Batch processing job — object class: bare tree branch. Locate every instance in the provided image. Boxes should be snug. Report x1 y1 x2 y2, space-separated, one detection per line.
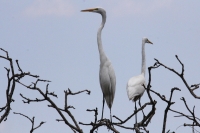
1 48 200 133
19 80 85 133
162 87 181 133
154 55 200 99
13 112 45 133
0 48 16 122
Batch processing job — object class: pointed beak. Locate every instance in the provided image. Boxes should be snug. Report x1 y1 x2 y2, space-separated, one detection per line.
81 8 96 12
147 39 153 44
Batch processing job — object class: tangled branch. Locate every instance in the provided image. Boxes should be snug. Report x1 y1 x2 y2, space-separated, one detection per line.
1 48 200 133
0 48 39 123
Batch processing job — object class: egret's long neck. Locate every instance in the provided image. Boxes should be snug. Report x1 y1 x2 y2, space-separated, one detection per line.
141 41 146 75
97 13 107 63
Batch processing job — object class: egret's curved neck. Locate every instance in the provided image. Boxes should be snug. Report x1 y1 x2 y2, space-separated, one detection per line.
97 12 107 63
141 41 146 75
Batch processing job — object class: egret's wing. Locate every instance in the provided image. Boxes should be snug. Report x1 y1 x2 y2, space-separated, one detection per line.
99 67 108 95
99 61 116 109
99 64 111 108
108 64 116 107
127 75 144 87
126 74 145 101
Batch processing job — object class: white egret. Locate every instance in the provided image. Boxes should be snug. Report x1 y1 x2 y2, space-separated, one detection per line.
81 8 116 121
126 37 153 122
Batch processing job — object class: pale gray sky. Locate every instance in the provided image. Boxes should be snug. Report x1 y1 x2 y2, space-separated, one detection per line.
0 1 200 133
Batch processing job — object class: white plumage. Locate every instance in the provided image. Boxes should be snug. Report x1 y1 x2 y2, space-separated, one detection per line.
127 37 153 102
81 7 116 120
127 74 145 101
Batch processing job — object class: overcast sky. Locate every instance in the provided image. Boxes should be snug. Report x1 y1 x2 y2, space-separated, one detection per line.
0 1 200 133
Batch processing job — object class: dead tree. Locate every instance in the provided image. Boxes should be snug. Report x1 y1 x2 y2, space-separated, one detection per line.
0 48 199 132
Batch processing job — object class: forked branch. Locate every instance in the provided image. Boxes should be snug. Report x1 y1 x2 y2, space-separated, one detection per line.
13 112 45 133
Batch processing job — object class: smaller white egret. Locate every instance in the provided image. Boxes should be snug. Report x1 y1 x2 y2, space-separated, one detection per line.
126 37 153 123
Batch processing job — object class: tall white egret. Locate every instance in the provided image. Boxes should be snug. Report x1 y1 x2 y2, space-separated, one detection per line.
126 37 153 122
81 8 116 121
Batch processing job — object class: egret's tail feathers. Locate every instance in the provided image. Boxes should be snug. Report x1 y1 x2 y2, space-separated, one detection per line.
104 95 113 109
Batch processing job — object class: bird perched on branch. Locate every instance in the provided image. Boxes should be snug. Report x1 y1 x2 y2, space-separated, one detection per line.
127 37 153 122
81 7 116 121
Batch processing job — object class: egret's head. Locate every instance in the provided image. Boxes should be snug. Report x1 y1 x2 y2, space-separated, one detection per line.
143 37 153 44
81 7 106 15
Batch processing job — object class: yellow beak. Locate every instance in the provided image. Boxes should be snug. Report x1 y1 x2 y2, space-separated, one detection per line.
81 8 97 12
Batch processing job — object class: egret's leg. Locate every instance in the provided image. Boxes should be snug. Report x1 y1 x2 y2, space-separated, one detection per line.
139 98 145 118
110 108 112 123
135 101 137 123
101 95 105 119
110 108 115 129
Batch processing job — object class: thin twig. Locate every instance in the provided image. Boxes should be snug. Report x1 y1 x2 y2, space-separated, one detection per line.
13 112 45 133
